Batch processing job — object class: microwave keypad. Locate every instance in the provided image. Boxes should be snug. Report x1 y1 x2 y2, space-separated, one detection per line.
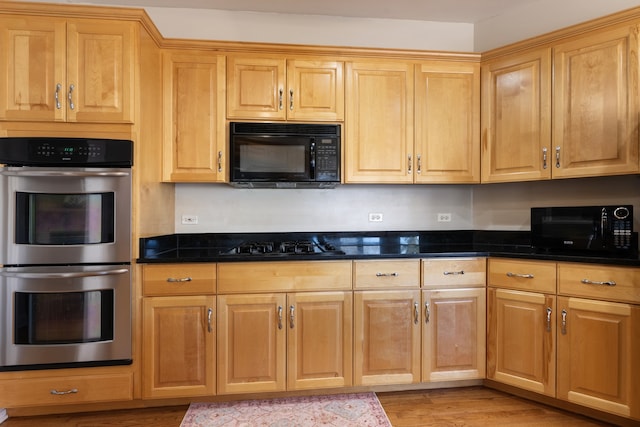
613 219 632 248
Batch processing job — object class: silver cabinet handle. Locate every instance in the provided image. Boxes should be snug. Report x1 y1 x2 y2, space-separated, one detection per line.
217 151 223 173
408 155 412 174
277 305 283 330
417 155 422 174
289 89 294 111
581 279 616 287
68 84 75 110
413 302 419 324
561 309 567 335
51 388 78 395
424 302 430 324
555 146 561 168
376 272 398 277
55 83 62 109
506 272 534 279
166 277 192 283
278 89 283 110
289 305 295 329
546 307 552 332
542 147 548 169
443 270 464 275
207 308 213 333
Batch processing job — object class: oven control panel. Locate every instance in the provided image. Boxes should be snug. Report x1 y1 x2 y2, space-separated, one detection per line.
0 137 132 167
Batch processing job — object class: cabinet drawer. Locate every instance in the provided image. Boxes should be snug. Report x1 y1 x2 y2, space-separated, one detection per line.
488 258 556 293
354 259 420 289
218 261 352 293
143 264 216 296
558 263 640 304
422 258 486 288
0 373 133 407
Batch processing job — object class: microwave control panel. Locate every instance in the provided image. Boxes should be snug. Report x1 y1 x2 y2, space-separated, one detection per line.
314 138 340 181
612 206 632 249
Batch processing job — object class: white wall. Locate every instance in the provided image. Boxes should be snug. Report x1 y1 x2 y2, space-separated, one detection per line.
475 0 640 51
175 184 474 233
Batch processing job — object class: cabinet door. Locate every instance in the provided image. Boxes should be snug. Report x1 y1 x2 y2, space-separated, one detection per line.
162 51 226 182
226 56 286 120
553 25 639 178
354 290 421 385
345 61 414 183
287 59 344 121
66 19 135 123
142 296 216 399
217 293 286 394
287 291 353 390
415 61 480 183
481 48 552 183
557 296 639 419
422 288 486 382
0 16 66 121
487 288 556 396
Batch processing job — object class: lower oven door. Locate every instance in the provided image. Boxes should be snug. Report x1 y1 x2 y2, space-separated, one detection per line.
0 264 131 371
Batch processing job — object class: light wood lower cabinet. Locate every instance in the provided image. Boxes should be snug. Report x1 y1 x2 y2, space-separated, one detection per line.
557 297 639 419
141 264 217 399
353 289 421 386
422 287 486 382
217 291 353 394
487 287 556 396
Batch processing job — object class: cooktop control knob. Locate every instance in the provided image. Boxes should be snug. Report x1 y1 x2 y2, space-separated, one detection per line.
614 206 630 220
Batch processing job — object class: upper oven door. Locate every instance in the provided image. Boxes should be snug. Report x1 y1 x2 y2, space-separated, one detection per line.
0 167 131 265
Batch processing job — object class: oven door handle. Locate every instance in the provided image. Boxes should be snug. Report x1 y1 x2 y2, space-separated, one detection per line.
0 268 129 279
0 170 130 178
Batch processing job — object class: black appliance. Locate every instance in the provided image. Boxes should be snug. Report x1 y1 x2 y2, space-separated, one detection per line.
531 205 636 256
222 239 344 257
229 122 340 188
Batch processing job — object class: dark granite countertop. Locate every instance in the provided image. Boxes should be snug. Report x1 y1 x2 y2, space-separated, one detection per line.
137 230 640 267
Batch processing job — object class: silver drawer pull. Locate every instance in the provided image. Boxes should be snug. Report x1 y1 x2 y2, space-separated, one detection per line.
166 277 192 283
581 279 616 287
506 272 534 279
443 270 464 275
51 388 78 395
376 272 399 277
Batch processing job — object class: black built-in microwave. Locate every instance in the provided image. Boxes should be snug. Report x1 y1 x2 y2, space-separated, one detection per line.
229 122 340 188
531 205 637 256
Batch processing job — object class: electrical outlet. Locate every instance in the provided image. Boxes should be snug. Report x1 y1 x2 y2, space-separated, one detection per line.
368 213 383 222
437 213 452 222
181 214 198 225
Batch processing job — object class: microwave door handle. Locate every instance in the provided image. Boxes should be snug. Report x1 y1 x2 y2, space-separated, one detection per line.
601 208 608 240
310 141 316 179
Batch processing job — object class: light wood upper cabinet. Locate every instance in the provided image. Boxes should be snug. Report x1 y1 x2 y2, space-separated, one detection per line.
0 15 134 123
226 56 344 121
415 61 480 183
481 48 552 183
162 51 226 182
557 296 639 419
552 24 639 179
345 60 414 183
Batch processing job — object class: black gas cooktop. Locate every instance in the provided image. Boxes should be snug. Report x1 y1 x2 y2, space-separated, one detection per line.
221 239 345 257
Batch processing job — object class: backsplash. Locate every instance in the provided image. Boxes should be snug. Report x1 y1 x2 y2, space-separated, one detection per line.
174 175 640 233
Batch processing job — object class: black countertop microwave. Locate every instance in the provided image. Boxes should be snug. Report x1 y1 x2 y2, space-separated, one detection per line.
229 122 341 188
531 205 637 256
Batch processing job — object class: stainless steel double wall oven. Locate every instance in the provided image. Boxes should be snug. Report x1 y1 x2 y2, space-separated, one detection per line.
0 137 133 371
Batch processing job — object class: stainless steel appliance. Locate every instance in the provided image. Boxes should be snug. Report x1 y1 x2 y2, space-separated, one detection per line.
0 137 132 371
229 122 341 188
531 205 636 256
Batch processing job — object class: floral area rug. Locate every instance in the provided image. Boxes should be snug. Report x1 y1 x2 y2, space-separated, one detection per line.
180 392 392 427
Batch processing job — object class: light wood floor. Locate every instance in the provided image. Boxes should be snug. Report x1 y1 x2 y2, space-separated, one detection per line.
2 387 616 426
